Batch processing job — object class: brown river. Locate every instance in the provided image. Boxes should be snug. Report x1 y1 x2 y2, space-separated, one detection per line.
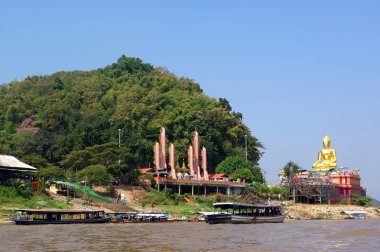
1 219 379 251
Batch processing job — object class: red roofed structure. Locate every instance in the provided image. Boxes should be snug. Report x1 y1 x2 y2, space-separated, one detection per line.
138 168 154 175
209 173 230 182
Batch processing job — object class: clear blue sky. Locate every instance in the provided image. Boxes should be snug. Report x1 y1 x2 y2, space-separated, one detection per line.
1 1 380 199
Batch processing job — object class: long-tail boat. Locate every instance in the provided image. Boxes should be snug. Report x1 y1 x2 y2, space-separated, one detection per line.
11 209 111 225
205 202 287 224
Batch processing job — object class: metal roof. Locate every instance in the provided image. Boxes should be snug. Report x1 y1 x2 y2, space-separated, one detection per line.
213 202 282 209
0 155 36 171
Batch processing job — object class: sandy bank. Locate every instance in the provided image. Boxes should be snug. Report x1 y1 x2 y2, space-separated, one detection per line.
283 201 380 220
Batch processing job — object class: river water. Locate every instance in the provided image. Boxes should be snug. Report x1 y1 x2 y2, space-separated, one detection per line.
1 219 379 251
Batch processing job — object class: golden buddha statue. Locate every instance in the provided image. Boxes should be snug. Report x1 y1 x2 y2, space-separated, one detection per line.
312 134 337 171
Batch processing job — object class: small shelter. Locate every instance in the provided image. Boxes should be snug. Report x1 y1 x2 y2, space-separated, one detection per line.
0 155 37 172
0 154 37 186
49 180 112 203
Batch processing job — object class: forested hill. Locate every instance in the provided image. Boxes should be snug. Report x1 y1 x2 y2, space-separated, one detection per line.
0 55 263 171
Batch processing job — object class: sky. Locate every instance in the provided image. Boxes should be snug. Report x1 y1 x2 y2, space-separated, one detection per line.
1 1 379 199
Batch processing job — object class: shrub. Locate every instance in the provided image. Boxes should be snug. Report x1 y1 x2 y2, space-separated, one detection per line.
351 194 372 206
13 179 31 198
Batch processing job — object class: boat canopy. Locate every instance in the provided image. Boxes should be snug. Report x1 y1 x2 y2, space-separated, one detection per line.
213 202 282 210
342 210 367 215
14 209 106 214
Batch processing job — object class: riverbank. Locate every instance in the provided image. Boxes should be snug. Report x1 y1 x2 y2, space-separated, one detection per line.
283 201 380 220
2 184 379 223
115 188 380 221
2 203 379 224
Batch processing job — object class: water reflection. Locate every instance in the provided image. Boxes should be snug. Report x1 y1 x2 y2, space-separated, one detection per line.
1 220 379 251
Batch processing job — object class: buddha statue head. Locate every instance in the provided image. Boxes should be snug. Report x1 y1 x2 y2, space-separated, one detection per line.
323 134 331 149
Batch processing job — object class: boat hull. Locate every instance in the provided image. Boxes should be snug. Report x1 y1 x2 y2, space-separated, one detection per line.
206 214 232 224
208 202 287 224
12 209 111 225
230 214 287 224
207 213 286 224
14 218 111 225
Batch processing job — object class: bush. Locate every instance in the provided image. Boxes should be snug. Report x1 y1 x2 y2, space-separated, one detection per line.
0 186 70 209
13 179 31 198
0 185 20 203
138 174 155 187
351 194 372 206
137 190 173 207
194 195 206 204
243 183 289 201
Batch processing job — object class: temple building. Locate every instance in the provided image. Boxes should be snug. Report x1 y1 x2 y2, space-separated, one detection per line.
140 127 245 196
281 134 366 204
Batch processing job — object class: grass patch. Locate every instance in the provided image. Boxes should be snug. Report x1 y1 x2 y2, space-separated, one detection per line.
158 202 214 216
0 185 70 212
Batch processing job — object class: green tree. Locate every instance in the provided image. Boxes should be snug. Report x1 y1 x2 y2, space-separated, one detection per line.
21 154 50 170
233 168 254 182
0 55 264 172
60 142 131 172
251 166 264 183
282 161 303 178
38 166 66 180
76 165 113 186
10 131 43 157
216 156 264 183
351 194 372 206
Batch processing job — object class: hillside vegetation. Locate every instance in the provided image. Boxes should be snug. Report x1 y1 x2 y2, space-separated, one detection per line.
0 55 263 173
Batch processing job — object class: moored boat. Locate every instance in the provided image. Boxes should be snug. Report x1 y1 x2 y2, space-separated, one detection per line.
11 209 111 225
206 202 287 224
123 212 170 222
109 212 170 223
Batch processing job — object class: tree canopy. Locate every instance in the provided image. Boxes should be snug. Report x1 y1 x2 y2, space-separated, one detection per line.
216 156 264 183
38 166 65 180
282 161 303 178
76 165 113 186
0 55 263 173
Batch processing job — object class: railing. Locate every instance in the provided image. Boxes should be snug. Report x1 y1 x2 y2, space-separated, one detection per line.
157 178 246 186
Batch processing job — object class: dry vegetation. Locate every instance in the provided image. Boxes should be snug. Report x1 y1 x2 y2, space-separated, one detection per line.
283 201 380 220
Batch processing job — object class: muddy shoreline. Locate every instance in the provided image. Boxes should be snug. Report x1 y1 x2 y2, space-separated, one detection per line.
2 202 379 224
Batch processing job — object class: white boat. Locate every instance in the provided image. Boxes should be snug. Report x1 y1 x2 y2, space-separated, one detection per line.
342 210 367 219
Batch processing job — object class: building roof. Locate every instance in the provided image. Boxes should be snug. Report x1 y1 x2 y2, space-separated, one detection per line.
209 173 228 179
139 168 154 174
0 155 36 172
